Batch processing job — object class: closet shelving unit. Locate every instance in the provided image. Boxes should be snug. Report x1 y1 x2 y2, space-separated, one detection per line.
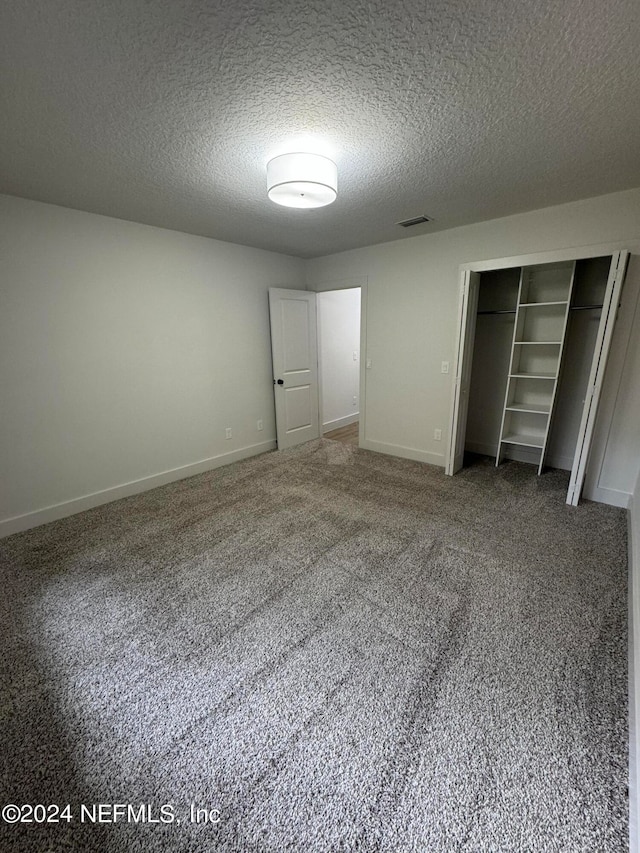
496 261 576 473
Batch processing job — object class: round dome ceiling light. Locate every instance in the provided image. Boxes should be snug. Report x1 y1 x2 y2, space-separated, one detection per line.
266 152 337 209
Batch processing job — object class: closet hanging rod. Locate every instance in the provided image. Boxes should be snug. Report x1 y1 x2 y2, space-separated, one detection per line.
571 304 606 311
477 303 610 316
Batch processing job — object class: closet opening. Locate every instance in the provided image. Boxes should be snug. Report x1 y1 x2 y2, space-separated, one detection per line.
447 251 628 505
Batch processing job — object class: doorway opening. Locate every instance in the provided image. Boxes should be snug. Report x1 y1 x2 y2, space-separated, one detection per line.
268 282 366 452
317 288 361 445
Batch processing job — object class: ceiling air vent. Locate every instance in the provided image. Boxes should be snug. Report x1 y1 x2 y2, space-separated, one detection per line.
397 215 432 228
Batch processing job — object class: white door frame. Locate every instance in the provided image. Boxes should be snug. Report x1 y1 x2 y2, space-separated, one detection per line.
447 242 631 503
308 277 368 449
445 270 480 475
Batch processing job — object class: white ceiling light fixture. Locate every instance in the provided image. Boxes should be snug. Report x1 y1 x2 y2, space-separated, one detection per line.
266 152 337 209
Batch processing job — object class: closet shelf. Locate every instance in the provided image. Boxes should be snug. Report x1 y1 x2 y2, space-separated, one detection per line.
505 403 551 414
477 303 607 316
509 372 557 380
497 259 576 475
519 300 568 308
500 433 545 449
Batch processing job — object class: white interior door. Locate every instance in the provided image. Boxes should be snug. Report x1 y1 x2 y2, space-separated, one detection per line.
269 288 320 450
566 250 629 505
446 270 480 475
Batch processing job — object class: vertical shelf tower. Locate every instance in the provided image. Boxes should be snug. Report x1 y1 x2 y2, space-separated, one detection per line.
496 261 576 473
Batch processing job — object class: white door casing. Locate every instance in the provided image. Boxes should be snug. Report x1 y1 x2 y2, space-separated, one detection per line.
269 288 320 450
446 270 480 475
566 250 629 505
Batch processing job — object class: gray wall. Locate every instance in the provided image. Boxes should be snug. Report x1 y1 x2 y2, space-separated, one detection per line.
0 195 304 534
3 187 640 535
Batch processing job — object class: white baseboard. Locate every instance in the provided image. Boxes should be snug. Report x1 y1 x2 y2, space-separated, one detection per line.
544 453 573 471
322 413 359 433
362 439 444 467
465 441 572 473
499 445 538 464
582 484 631 509
464 440 498 458
465 440 539 465
0 440 277 539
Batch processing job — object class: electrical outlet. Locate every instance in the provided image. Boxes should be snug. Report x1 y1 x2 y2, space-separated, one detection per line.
366 358 372 369
441 361 450 374
225 428 232 439
353 351 358 361
257 419 263 431
434 428 442 441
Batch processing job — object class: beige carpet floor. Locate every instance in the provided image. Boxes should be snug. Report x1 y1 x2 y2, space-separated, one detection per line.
0 441 628 852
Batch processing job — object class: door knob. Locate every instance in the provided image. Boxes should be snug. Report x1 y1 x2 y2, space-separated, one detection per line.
277 379 284 385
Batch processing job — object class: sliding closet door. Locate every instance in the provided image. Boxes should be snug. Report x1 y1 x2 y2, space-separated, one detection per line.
446 271 480 475
566 251 629 505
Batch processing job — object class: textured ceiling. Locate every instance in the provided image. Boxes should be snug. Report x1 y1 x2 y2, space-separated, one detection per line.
1 0 640 258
